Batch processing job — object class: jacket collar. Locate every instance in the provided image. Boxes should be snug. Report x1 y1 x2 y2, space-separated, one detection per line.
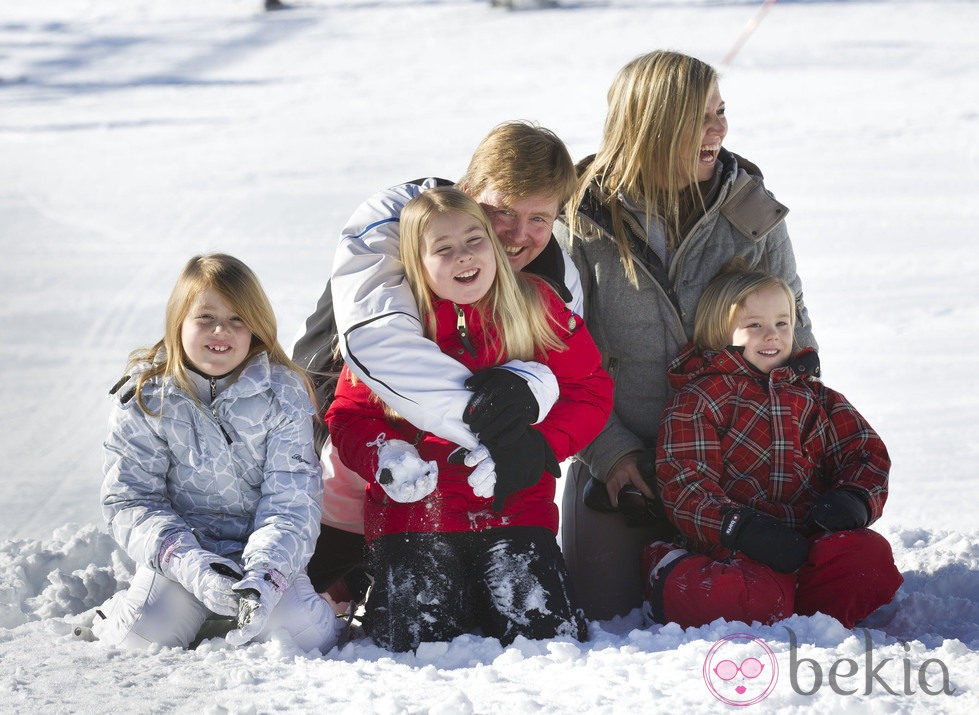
430 297 485 343
523 237 572 304
157 351 271 402
668 342 820 389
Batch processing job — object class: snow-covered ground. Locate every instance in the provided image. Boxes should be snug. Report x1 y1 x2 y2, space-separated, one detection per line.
2 0 977 712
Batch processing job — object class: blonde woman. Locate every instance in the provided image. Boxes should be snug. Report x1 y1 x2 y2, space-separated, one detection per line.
556 50 817 620
327 188 613 652
94 254 338 651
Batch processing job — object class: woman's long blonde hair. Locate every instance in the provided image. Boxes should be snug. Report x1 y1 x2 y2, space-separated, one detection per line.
570 50 718 287
693 268 798 353
125 253 309 414
399 187 565 362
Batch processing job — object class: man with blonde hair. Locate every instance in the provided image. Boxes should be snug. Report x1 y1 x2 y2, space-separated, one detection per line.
295 121 583 603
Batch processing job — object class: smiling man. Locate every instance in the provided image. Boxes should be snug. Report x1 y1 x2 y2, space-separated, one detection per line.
294 122 581 440
293 122 582 598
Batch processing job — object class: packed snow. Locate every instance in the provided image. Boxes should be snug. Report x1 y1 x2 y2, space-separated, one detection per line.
2 0 977 712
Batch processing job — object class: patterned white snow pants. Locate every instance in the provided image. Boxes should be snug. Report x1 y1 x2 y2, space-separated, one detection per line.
92 567 340 652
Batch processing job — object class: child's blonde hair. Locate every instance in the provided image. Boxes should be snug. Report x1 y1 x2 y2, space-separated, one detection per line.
570 50 718 287
399 187 565 362
126 253 308 414
457 121 577 207
693 269 798 353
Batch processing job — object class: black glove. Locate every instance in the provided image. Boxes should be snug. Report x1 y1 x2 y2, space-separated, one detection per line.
807 488 869 532
618 486 673 531
464 368 539 445
582 450 674 533
720 507 810 573
486 428 560 513
583 478 677 536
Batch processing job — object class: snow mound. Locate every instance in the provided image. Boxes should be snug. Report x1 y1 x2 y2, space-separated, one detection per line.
0 524 131 629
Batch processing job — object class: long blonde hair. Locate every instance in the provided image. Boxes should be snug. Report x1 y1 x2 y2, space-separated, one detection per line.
693 269 798 353
125 253 309 414
570 50 718 286
399 188 565 362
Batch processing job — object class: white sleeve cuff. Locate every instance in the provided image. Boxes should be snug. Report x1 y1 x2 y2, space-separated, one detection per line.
497 359 559 424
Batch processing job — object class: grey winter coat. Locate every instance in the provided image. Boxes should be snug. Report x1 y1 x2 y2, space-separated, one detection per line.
555 151 816 483
101 352 323 581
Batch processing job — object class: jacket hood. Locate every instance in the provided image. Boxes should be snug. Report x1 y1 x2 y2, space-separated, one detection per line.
667 342 821 391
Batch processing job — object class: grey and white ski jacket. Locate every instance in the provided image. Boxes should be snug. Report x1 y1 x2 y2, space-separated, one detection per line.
329 178 583 450
555 150 816 483
101 352 323 582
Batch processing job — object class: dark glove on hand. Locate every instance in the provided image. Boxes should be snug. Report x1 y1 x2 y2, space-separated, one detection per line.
807 488 870 532
464 368 539 445
720 507 810 573
582 450 674 532
487 427 560 513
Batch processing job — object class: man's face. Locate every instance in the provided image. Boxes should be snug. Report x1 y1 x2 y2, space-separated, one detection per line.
472 188 560 272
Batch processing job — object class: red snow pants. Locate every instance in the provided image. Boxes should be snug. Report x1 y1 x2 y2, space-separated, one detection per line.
643 529 903 629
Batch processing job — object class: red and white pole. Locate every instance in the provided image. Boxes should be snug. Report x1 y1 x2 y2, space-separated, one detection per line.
719 0 779 70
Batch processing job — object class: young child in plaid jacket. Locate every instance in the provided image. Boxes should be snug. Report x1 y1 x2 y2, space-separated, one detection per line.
643 269 902 629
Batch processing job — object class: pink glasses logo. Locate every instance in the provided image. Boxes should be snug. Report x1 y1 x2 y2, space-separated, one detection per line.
703 633 779 706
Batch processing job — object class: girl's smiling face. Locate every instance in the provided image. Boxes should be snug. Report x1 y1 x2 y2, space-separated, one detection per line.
181 288 252 376
730 285 794 373
420 210 497 304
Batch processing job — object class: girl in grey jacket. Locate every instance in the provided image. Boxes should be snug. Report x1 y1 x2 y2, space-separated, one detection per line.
94 254 338 652
555 51 817 620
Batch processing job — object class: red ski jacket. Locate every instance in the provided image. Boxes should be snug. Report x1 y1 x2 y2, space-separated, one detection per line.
327 279 613 542
656 344 889 553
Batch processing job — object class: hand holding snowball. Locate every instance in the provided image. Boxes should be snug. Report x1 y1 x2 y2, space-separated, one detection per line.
373 437 438 503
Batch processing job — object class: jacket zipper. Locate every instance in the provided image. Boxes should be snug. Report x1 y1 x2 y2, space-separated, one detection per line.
454 304 477 357
619 209 681 310
209 376 233 445
618 173 733 332
669 168 736 281
616 207 686 332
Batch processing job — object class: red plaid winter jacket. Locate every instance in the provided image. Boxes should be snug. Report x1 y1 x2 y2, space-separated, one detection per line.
327 278 614 542
656 344 889 552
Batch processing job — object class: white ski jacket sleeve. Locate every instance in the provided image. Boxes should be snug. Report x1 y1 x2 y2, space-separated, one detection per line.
330 179 559 449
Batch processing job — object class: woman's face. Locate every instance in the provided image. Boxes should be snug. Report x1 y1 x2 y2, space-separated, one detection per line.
694 84 728 182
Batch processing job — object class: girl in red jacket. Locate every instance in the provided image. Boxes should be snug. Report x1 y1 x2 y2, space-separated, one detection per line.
327 188 613 651
644 269 902 629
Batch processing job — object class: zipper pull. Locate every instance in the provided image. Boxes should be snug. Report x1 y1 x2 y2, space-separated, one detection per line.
210 406 232 444
209 378 232 444
454 304 477 357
